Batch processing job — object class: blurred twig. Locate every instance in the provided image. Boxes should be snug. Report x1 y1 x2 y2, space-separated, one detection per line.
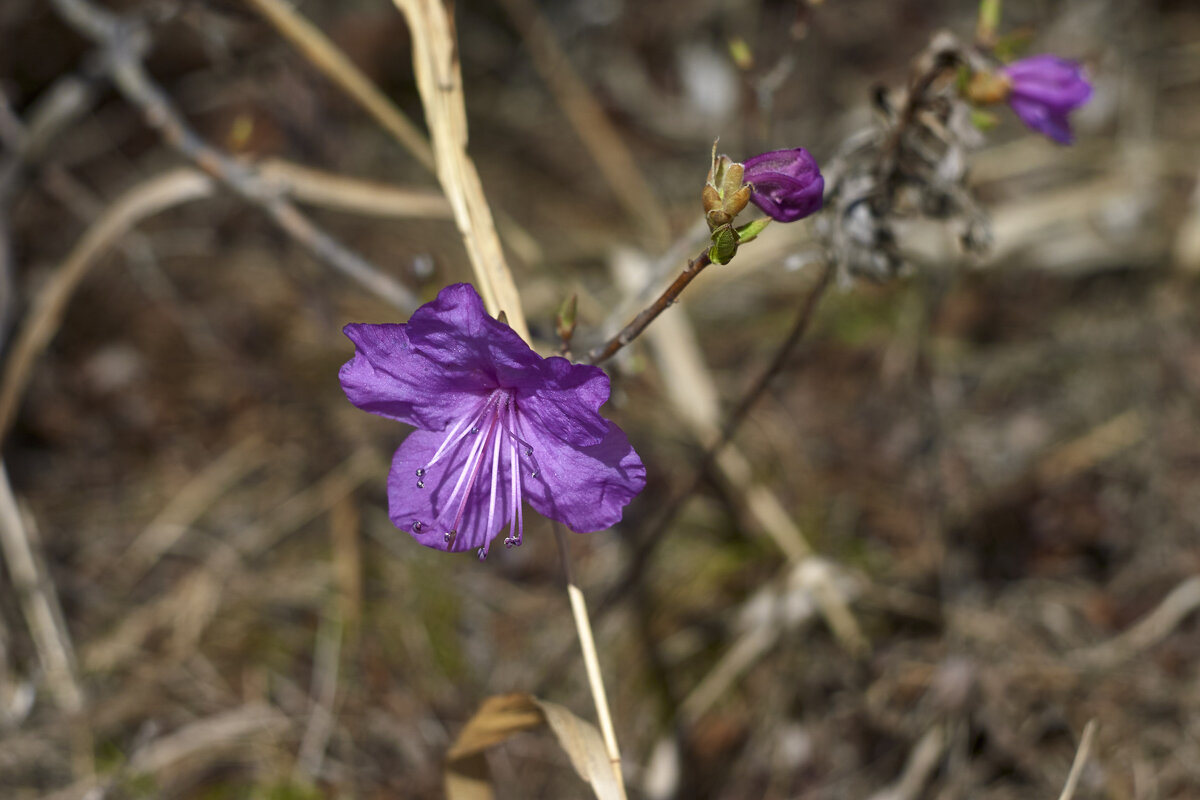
0 168 213 443
1057 720 1097 800
391 0 530 341
259 159 451 219
1074 577 1200 670
0 463 84 714
48 0 418 311
496 0 670 248
241 0 435 173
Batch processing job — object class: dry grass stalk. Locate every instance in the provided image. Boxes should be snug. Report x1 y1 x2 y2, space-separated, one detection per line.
1057 720 1098 800
259 159 452 219
1074 577 1200 669
391 0 530 341
0 463 84 714
120 434 269 588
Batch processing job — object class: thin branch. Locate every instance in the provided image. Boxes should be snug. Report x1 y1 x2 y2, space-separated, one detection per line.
585 248 712 365
48 0 418 312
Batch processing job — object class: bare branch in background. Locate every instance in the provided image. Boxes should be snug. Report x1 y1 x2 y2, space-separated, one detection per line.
47 0 419 313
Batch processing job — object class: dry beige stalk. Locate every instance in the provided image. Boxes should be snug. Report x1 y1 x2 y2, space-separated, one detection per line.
391 0 530 342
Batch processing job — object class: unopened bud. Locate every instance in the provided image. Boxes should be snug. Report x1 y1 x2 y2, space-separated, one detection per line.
555 294 577 344
964 70 1012 105
703 139 753 232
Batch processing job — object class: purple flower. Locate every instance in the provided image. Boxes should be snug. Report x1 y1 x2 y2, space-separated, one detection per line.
742 148 825 223
339 283 646 558
1001 55 1093 144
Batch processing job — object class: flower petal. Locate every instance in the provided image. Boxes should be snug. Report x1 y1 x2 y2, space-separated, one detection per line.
1009 97 1074 144
340 323 481 430
387 428 515 553
520 419 645 533
405 283 545 389
515 357 612 447
742 148 825 222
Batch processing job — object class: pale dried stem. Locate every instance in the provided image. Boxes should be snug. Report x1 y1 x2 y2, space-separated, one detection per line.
1074 576 1200 669
120 434 269 589
554 527 627 800
259 159 452 219
1058 720 1098 800
496 0 670 248
0 462 84 715
391 0 530 341
295 607 344 781
867 725 947 800
241 0 435 173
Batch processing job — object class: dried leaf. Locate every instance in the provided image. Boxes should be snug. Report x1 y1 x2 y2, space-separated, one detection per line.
444 693 621 800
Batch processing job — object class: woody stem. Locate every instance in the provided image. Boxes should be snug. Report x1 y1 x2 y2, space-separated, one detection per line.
584 247 713 365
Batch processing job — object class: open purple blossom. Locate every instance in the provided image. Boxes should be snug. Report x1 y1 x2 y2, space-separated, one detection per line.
1000 55 1092 144
742 148 825 222
339 283 645 559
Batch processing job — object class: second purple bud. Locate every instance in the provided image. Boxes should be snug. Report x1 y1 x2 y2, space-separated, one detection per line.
742 148 825 223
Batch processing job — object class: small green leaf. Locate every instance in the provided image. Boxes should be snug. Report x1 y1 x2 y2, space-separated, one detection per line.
709 224 739 265
555 294 577 343
734 218 771 244
969 109 1000 130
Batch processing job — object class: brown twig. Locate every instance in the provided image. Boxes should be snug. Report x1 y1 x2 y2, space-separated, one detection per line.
48 0 418 313
585 248 713 365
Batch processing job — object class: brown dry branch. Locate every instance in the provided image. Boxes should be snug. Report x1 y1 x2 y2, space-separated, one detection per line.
48 0 418 312
391 0 530 341
585 248 713 365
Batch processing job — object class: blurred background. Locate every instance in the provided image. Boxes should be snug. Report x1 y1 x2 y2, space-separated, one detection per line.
2 0 1200 797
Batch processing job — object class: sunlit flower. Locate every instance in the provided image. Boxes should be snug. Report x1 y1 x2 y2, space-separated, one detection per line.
742 148 825 222
1001 55 1092 144
339 284 645 558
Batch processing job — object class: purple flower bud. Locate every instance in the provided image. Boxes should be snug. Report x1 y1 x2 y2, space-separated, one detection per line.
742 148 825 223
1001 55 1093 145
